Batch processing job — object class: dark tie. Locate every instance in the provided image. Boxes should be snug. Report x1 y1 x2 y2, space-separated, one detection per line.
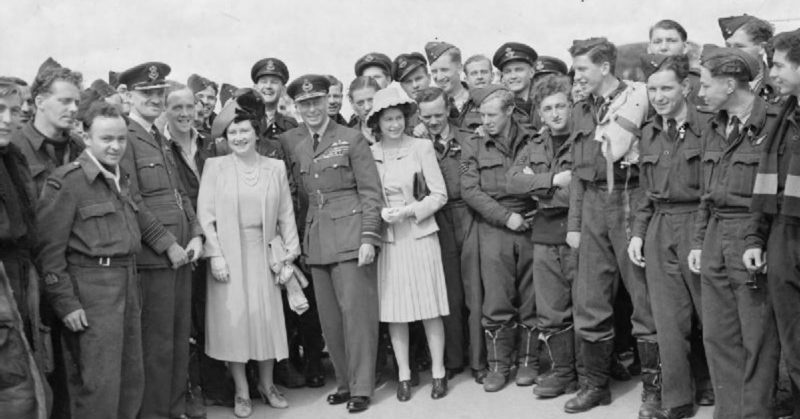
727 116 741 143
313 133 320 151
151 125 163 145
433 134 445 154
667 119 678 141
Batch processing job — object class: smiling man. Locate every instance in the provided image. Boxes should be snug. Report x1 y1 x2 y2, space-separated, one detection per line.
493 42 540 129
426 41 470 119
325 74 348 126
718 14 781 104
354 52 393 89
250 58 298 142
187 74 218 138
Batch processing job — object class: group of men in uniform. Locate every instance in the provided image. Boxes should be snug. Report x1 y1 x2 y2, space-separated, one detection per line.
1 10 800 419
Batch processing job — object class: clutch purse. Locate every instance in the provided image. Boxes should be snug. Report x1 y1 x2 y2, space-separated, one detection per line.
412 171 430 201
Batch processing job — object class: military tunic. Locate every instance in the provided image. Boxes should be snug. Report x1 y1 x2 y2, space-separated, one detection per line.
11 122 84 193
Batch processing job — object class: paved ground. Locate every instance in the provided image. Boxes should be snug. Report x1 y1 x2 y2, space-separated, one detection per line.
205 368 715 419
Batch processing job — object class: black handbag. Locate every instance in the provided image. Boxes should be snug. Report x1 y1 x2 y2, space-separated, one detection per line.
412 171 430 201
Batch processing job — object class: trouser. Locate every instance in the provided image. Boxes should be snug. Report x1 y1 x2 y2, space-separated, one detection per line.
311 260 378 397
461 208 484 371
574 185 655 343
282 268 325 377
477 221 534 329
645 208 703 408
702 214 780 418
61 262 143 419
435 204 468 370
533 243 576 333
139 266 192 419
766 216 800 418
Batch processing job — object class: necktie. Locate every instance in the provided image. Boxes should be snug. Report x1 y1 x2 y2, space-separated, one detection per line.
433 134 445 154
667 119 678 141
313 133 320 151
151 125 163 145
727 116 741 143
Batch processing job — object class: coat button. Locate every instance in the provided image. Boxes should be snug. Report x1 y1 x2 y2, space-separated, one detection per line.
333 164 339 168
314 173 319 178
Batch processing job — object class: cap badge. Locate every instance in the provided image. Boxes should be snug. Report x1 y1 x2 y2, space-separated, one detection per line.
266 60 276 71
302 79 313 93
365 54 374 62
148 65 159 81
399 59 407 69
505 47 515 59
535 61 544 71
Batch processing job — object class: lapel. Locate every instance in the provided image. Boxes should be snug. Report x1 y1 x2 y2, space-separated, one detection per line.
128 118 162 151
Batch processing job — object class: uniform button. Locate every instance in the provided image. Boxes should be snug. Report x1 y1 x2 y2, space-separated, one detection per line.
333 164 339 168
314 173 319 178
663 151 670 155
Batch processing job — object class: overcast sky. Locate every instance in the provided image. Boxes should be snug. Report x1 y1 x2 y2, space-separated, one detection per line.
1 0 797 114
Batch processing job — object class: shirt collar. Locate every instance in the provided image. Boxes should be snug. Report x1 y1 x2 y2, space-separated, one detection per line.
80 150 121 191
128 111 154 133
307 116 331 139
164 124 198 144
27 121 68 151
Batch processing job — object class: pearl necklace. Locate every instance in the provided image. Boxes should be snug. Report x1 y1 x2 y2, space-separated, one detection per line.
235 158 260 186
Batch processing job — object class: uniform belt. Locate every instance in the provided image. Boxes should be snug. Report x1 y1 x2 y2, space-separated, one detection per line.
653 201 699 213
585 180 639 191
67 253 136 267
308 189 359 208
442 199 467 209
709 206 750 219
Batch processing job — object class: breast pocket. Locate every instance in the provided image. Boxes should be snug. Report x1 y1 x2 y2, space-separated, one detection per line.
135 157 171 193
639 153 665 192
477 156 506 192
681 148 702 189
329 200 362 253
76 201 118 249
702 151 722 191
318 156 353 187
729 153 761 198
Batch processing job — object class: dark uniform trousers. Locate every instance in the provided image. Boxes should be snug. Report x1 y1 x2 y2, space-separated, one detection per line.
434 203 468 370
479 223 534 329
574 184 655 343
534 244 576 332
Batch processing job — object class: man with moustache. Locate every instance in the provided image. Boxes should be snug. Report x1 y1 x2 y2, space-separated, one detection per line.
493 42 540 129
719 14 782 104
416 86 484 382
187 74 218 138
118 62 204 419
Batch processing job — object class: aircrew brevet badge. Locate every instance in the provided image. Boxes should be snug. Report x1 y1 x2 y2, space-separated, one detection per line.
505 47 515 59
148 65 159 81
365 54 374 62
302 79 313 93
266 60 276 71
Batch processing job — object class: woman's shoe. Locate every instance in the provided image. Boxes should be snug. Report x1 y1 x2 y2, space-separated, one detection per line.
431 377 448 400
233 396 252 418
257 385 289 409
396 380 412 402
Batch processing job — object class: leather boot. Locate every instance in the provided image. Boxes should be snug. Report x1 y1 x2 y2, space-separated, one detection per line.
534 326 578 398
515 324 539 386
637 340 662 419
185 384 207 418
483 325 515 392
564 339 613 413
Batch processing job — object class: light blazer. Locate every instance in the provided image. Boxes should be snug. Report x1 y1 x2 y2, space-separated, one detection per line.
197 154 300 281
371 135 448 241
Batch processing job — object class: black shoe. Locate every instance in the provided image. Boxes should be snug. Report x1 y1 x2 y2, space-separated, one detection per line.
347 396 370 413
472 368 488 384
446 367 464 380
564 386 612 413
696 389 714 406
431 377 448 400
653 404 694 419
397 380 412 402
306 374 325 388
326 391 350 405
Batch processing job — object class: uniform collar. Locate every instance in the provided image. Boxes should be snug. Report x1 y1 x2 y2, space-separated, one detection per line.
79 150 121 191
128 111 155 133
26 121 69 151
307 116 331 139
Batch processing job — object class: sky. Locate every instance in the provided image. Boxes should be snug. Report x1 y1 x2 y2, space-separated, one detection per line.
1 0 798 116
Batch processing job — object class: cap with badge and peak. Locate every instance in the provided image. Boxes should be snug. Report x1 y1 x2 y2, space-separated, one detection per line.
533 56 568 77
392 52 428 82
493 42 538 70
251 58 289 84
354 52 393 77
118 62 171 91
286 75 330 102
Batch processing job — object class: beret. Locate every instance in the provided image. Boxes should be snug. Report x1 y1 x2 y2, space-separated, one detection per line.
354 52 393 77
392 52 428 82
250 58 289 84
187 74 218 95
470 84 509 105
90 79 117 98
118 62 171 91
718 14 758 40
286 74 330 102
533 56 568 77
211 88 266 139
219 83 239 108
493 42 538 70
365 87 416 128
425 41 457 65
701 44 761 81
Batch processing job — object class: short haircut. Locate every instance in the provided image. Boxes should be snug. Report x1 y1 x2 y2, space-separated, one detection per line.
740 17 775 44
569 38 618 73
415 86 449 106
444 47 463 65
531 75 572 109
770 31 800 66
652 54 691 81
31 67 83 101
83 101 123 131
464 54 492 72
347 76 381 100
649 19 688 41
483 89 515 111
325 74 343 90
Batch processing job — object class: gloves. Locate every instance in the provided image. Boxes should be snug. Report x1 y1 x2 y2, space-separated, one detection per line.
210 256 229 282
381 206 414 224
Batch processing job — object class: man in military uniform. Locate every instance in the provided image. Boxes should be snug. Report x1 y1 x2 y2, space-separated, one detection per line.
251 58 299 145
719 14 782 104
745 29 800 417
627 54 708 419
461 84 538 392
325 75 348 126
36 102 173 419
283 74 382 413
564 37 657 414
417 86 484 382
648 19 709 113
187 74 218 138
493 42 540 129
426 42 470 120
506 73 578 398
685 46 780 419
118 62 204 419
458 55 494 131
393 53 429 136
354 52 393 90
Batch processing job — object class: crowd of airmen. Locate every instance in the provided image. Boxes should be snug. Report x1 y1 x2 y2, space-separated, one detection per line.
1 10 800 419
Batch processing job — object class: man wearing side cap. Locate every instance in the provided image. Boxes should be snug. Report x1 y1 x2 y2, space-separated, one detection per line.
686 45 780 419
187 74 218 138
282 74 382 413
461 84 538 392
719 14 782 105
493 42 540 129
426 41 470 120
118 61 204 419
564 37 657 414
355 52 393 90
746 29 800 417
